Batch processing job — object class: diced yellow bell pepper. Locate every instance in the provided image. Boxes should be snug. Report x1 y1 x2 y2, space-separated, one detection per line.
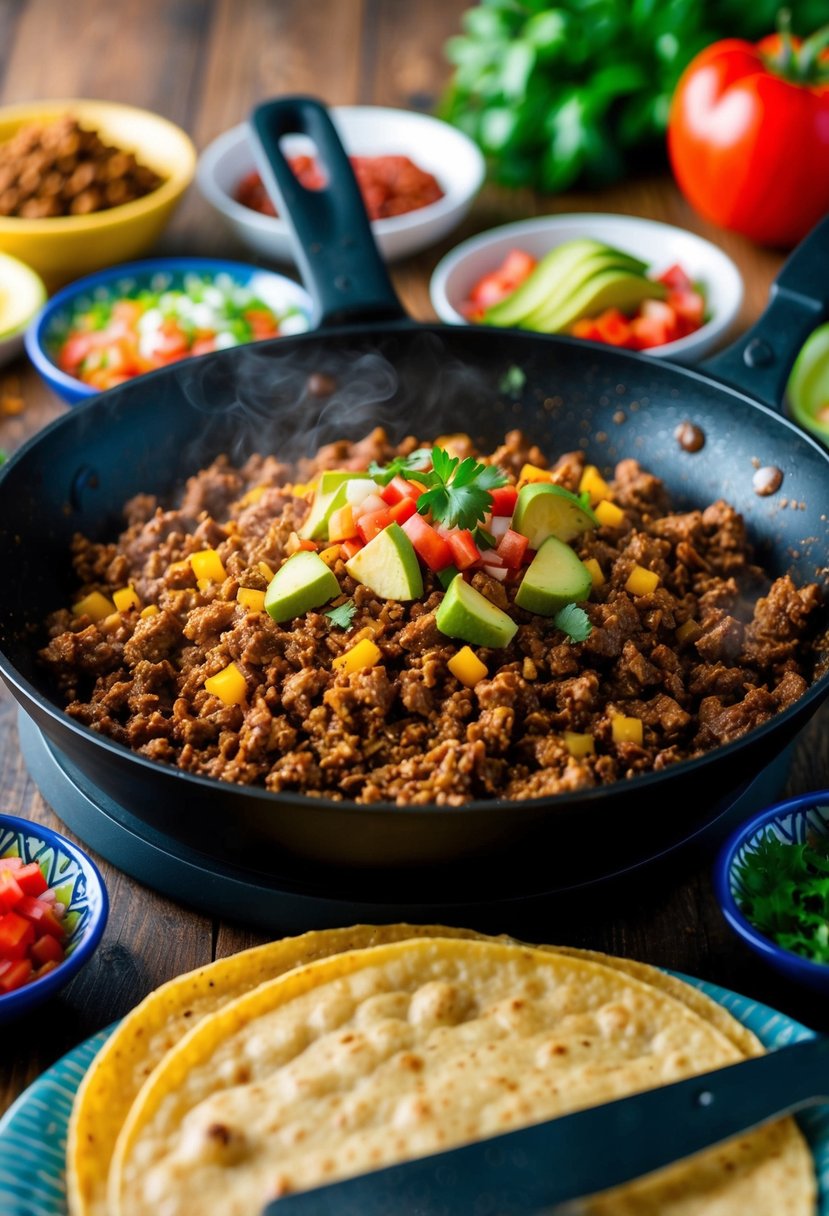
518 462 553 487
676 619 702 645
291 481 316 498
332 638 382 674
204 661 247 705
140 605 160 619
112 586 141 613
240 485 266 506
611 714 643 746
328 504 358 542
72 591 116 622
564 731 595 758
190 549 226 584
594 500 625 529
319 545 341 566
448 646 488 688
578 465 610 505
625 565 660 596
258 561 275 582
237 587 266 612
583 557 605 588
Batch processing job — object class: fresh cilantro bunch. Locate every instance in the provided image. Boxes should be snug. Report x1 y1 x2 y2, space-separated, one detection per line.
735 830 829 964
409 445 509 530
368 449 431 486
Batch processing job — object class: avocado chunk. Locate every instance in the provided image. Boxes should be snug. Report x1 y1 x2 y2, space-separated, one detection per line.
483 239 614 328
345 522 423 600
515 536 592 616
299 470 372 540
264 550 340 622
527 268 666 335
512 483 597 548
436 574 518 648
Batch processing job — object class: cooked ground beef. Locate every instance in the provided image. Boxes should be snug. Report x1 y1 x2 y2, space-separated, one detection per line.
39 429 823 805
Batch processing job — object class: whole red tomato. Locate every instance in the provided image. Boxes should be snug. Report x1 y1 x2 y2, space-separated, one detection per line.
668 28 829 247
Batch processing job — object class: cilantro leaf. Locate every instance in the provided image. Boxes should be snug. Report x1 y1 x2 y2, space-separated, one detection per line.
734 830 829 964
474 526 496 550
499 365 526 397
553 603 592 643
325 599 357 630
409 445 509 530
367 448 431 486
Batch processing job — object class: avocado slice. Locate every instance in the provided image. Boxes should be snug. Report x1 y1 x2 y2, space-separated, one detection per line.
507 246 649 332
512 483 597 548
345 522 423 600
788 321 829 441
527 269 667 335
436 575 518 648
515 536 592 616
483 239 613 328
299 470 372 540
264 550 340 622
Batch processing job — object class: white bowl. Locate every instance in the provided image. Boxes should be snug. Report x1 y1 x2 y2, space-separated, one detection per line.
197 106 486 264
430 213 744 364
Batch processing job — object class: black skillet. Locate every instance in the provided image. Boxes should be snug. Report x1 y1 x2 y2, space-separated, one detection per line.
0 96 827 896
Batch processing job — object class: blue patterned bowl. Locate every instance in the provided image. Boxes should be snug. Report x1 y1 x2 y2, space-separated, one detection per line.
714 790 829 994
0 814 108 1020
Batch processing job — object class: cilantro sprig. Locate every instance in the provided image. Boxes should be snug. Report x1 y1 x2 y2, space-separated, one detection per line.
368 449 431 486
325 599 357 630
735 830 829 965
409 446 509 531
553 603 592 643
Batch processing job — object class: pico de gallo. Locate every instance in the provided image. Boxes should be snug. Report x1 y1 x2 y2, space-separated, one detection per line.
0 854 69 993
54 273 309 391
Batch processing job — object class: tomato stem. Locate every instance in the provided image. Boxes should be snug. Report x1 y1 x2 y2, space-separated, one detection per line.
764 8 829 84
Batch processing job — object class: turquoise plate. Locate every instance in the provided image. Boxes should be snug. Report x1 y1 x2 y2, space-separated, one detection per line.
1 980 828 1215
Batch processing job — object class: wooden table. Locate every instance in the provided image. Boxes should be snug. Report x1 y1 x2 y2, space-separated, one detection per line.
1 0 827 1120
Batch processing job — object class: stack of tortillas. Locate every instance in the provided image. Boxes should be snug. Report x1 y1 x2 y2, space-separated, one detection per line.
66 925 815 1216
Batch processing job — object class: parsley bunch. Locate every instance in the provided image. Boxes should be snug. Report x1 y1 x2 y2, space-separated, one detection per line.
409 445 508 530
367 449 431 486
735 830 829 964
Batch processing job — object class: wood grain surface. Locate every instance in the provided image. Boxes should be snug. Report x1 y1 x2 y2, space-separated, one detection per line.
1 0 828 1119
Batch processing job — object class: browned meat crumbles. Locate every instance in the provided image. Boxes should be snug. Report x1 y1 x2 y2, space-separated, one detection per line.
40 429 823 805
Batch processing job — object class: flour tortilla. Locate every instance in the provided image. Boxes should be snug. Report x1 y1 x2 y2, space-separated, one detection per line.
104 936 815 1216
67 924 766 1216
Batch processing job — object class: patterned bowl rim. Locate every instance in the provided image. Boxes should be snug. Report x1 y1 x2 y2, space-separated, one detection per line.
714 789 829 980
0 813 109 1012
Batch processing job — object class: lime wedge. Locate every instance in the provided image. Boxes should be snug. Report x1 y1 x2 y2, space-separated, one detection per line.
0 253 47 339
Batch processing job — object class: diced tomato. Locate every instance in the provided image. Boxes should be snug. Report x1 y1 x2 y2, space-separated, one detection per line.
244 309 280 339
16 894 49 924
496 529 529 569
498 249 537 285
667 288 705 332
657 263 694 292
33 960 60 980
446 529 481 572
31 933 65 967
190 337 217 357
35 906 67 940
593 309 633 348
489 485 518 517
402 514 454 572
0 911 35 959
388 497 417 525
380 476 421 506
0 958 32 993
0 857 22 871
0 870 23 912
58 331 100 373
467 249 537 310
571 318 602 341
356 508 392 545
15 862 48 897
340 539 362 560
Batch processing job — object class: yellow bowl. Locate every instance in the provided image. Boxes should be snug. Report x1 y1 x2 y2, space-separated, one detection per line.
0 99 196 288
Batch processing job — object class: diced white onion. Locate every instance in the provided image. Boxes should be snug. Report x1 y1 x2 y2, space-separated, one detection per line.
489 515 511 539
345 480 378 506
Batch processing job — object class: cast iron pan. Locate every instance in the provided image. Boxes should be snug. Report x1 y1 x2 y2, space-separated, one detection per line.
0 97 827 891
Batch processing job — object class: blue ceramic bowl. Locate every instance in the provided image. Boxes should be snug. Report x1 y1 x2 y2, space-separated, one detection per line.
714 790 829 994
0 813 108 1020
25 255 313 404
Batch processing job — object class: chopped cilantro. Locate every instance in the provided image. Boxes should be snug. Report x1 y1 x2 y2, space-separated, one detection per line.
367 448 431 486
325 599 357 630
553 603 592 643
735 830 829 965
408 445 509 531
0 451 6 467
499 365 526 396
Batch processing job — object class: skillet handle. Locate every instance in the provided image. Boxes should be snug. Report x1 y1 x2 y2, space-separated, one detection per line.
701 215 829 413
248 96 408 330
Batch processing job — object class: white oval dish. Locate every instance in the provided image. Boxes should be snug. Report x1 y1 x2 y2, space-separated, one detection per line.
197 106 486 264
430 213 744 364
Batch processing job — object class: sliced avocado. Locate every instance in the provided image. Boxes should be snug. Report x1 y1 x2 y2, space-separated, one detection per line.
512 483 597 548
345 522 423 600
511 247 649 331
264 550 340 623
299 470 372 540
436 575 518 648
515 536 592 616
788 321 829 441
528 269 667 335
483 239 612 327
